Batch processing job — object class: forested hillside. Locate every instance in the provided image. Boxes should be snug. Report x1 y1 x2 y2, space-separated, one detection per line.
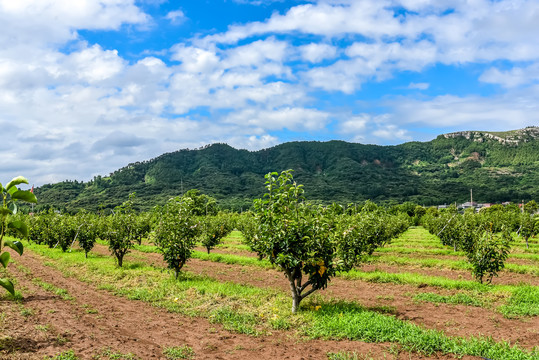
34 127 539 212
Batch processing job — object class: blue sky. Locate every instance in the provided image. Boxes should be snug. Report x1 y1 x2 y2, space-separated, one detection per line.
1 0 538 186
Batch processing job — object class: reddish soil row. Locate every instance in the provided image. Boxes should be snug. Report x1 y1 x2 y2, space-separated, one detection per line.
1 248 476 360
198 246 539 286
94 244 539 350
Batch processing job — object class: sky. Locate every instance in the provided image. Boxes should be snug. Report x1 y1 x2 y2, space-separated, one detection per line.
1 0 539 187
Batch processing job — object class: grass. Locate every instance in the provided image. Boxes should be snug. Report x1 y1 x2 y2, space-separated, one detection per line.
163 345 195 360
45 350 78 360
342 268 526 293
86 231 539 318
32 277 74 300
413 292 485 307
20 306 35 317
498 285 539 318
305 301 538 359
364 254 539 275
110 228 539 322
144 227 539 277
18 239 539 360
327 351 377 360
94 348 139 360
193 251 272 268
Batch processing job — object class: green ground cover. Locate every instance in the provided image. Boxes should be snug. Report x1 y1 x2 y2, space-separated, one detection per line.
17 239 539 360
130 227 538 317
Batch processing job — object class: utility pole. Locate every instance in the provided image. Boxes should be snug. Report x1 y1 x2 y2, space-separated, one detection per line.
470 188 473 204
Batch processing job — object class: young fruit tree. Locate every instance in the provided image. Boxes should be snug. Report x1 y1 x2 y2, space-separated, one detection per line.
466 223 511 284
105 198 140 267
200 214 234 254
75 212 98 258
518 213 536 249
152 196 201 278
252 170 406 313
0 176 37 295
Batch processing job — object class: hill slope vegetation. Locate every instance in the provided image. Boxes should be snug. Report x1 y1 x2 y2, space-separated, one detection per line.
35 127 539 212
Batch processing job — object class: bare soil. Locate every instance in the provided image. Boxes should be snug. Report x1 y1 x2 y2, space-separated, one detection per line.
1 247 480 360
96 244 539 350
198 245 539 286
203 243 539 271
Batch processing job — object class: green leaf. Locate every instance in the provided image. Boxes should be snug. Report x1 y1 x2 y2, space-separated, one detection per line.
7 186 18 195
0 252 10 268
11 190 37 204
8 202 17 215
0 278 14 295
4 239 24 255
8 221 28 238
5 176 28 191
0 208 12 216
0 251 11 268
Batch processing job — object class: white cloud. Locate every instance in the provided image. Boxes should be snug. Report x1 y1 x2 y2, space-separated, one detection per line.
165 9 186 24
232 0 285 5
302 58 368 93
198 0 539 88
389 92 539 129
3 0 539 186
171 45 220 73
64 45 126 83
201 1 410 45
408 82 430 90
224 107 330 132
337 115 368 137
480 63 539 88
227 134 279 151
337 113 411 144
223 38 289 68
372 124 411 142
298 43 338 63
0 0 148 47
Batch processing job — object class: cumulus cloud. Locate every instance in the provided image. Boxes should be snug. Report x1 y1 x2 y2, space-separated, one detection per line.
2 0 539 185
0 0 148 47
337 113 411 144
408 82 430 90
165 9 186 24
224 107 330 132
389 92 539 129
232 0 285 5
298 43 338 63
479 63 539 88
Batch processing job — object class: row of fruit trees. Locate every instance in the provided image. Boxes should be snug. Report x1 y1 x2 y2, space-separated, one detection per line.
2 172 538 313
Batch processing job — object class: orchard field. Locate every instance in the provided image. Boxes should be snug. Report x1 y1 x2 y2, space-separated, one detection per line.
1 225 538 359
1 173 538 360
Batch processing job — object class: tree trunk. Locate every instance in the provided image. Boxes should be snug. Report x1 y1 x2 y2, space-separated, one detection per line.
174 262 185 279
117 253 123 267
291 292 301 314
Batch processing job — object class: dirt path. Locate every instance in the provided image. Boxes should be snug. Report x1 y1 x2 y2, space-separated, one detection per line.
93 244 539 350
2 248 472 360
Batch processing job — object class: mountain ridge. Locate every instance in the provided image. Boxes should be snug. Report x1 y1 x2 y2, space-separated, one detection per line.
34 128 539 212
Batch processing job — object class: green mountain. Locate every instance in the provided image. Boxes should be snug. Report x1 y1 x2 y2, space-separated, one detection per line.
34 127 539 212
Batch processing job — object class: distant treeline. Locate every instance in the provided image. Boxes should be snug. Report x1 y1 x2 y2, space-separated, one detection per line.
33 130 539 213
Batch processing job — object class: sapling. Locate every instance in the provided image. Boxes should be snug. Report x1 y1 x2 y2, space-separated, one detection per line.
251 170 407 313
152 196 201 278
200 214 233 254
0 176 37 295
